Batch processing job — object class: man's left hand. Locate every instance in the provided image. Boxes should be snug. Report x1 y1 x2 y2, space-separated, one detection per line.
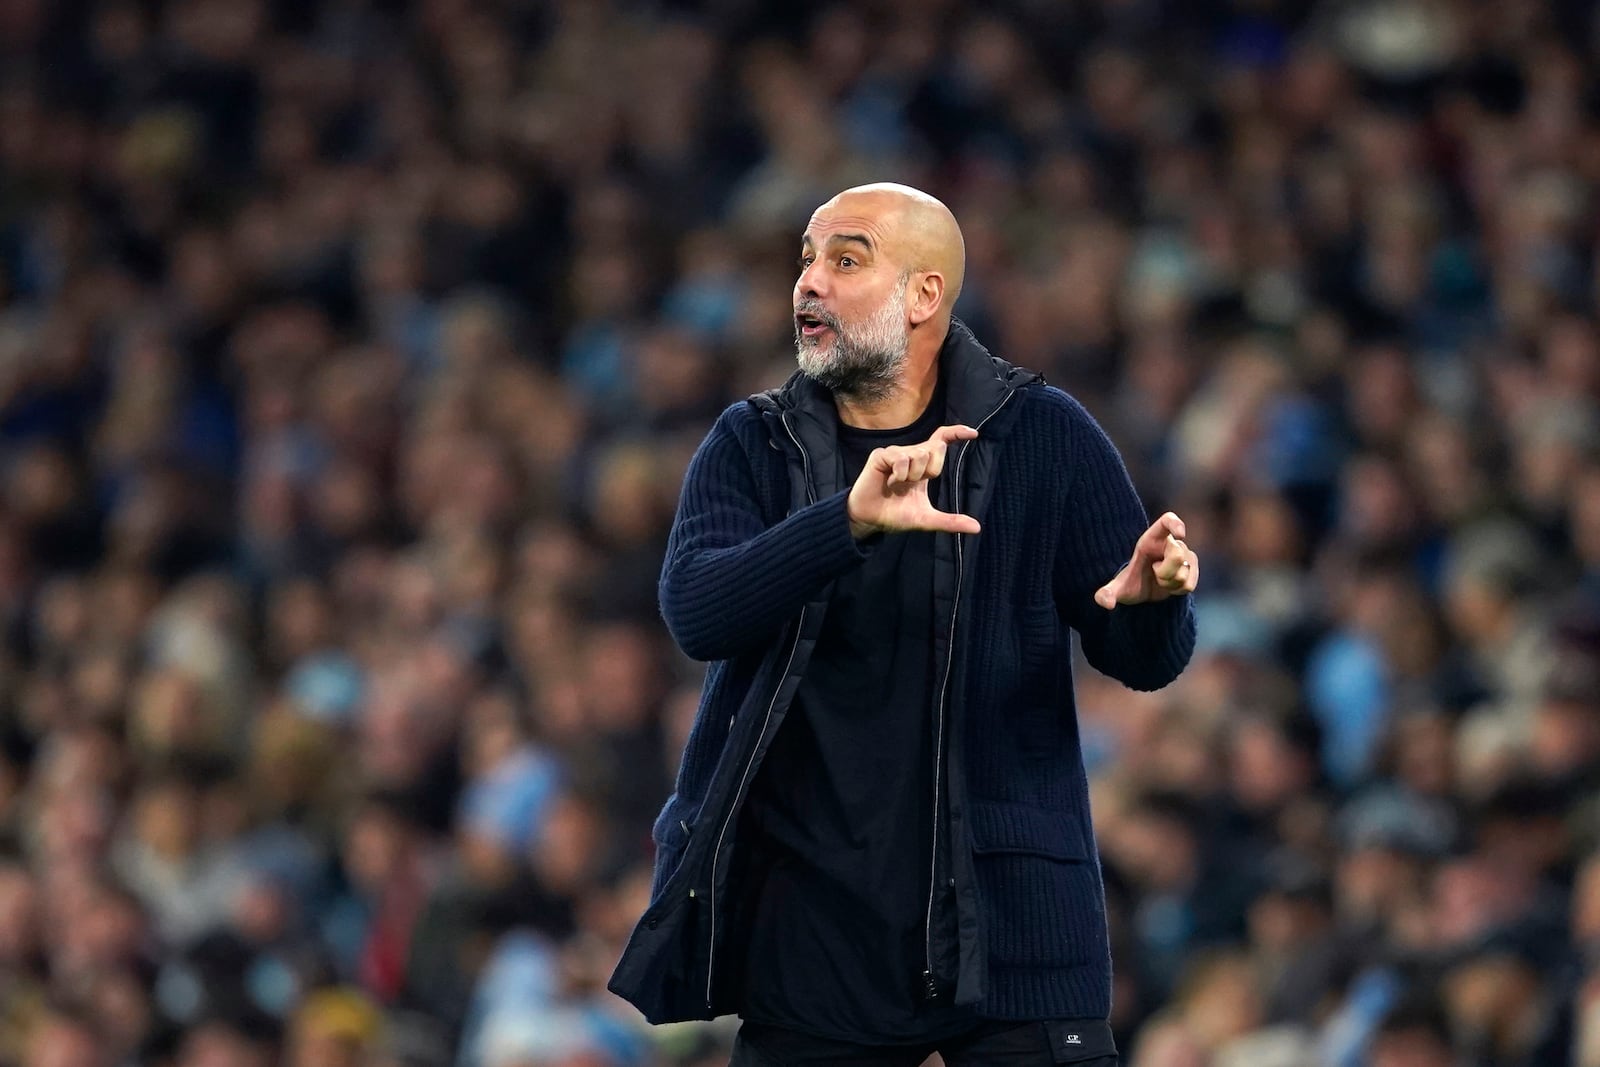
1094 512 1199 609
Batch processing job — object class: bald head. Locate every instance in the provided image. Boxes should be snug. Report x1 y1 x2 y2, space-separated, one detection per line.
813 183 966 318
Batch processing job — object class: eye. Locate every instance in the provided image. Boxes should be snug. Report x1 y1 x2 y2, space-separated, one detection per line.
797 255 814 269
839 255 856 268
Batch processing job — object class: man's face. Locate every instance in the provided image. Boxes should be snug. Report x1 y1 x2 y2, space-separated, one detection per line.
793 199 911 401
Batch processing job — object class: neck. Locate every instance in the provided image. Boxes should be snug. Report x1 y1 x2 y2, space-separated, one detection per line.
834 323 945 429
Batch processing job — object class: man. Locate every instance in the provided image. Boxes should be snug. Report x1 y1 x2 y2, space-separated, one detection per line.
608 184 1198 1065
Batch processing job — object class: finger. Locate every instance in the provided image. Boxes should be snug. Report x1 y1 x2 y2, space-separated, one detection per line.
1095 568 1131 610
1136 512 1188 559
905 448 931 483
889 453 911 486
1158 549 1198 592
926 439 949 479
929 424 979 446
1154 536 1187 583
933 512 982 535
1135 522 1169 560
913 502 980 534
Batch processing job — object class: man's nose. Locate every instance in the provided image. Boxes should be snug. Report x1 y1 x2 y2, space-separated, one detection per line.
796 260 826 299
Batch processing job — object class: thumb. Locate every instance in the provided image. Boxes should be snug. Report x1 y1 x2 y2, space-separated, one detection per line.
1095 563 1132 609
918 502 981 535
938 514 982 535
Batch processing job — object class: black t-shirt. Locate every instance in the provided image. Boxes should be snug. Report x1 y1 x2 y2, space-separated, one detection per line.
738 384 971 1042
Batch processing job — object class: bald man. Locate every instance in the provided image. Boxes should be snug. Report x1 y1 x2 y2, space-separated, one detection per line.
610 184 1198 1065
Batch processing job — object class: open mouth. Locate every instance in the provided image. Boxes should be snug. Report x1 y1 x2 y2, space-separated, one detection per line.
796 312 832 338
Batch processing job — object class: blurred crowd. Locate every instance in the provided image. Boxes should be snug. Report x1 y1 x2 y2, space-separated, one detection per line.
4 0 1600 1065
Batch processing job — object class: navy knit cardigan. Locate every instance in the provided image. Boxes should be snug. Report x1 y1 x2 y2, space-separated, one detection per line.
617 329 1196 1024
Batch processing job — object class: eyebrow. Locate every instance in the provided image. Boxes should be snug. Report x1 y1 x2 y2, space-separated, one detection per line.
801 233 875 253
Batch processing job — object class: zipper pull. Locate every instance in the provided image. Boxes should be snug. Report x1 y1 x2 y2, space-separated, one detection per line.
922 969 938 1000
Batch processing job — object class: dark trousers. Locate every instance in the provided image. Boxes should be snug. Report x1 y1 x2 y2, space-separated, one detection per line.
729 1018 1119 1066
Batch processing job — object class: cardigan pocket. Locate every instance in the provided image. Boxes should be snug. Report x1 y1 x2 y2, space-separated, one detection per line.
969 801 1101 968
969 800 1088 861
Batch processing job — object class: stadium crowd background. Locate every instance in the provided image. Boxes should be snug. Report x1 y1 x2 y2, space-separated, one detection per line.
4 0 1600 1065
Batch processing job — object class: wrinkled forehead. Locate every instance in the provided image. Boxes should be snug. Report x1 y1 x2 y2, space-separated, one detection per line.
802 194 902 252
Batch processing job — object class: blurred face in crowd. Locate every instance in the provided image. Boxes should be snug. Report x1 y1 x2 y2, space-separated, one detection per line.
131 670 213 760
231 875 294 945
1248 886 1330 956
1336 843 1425 928
1405 415 1483 524
359 683 437 786
87 968 154 1059
1107 804 1197 893
342 802 411 896
288 1029 361 1067
1442 955 1543 1058
1574 853 1600 951
58 882 146 975
25 1014 103 1067
1369 1025 1455 1067
1572 463 1600 568
286 996 378 1067
132 778 201 861
266 579 333 667
1390 712 1455 797
530 794 606 895
581 622 661 731
34 785 113 867
0 864 38 964
1227 715 1313 815
178 1022 275 1067
1130 1019 1205 1067
1176 952 1263 1050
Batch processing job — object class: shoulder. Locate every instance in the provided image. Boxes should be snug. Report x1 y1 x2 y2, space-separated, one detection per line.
695 400 769 452
1013 383 1107 442
681 401 781 490
1009 385 1136 498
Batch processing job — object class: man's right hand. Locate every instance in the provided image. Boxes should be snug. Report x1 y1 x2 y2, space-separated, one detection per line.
846 424 982 539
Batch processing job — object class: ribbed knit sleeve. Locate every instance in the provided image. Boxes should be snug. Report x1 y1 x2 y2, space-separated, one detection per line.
1052 392 1196 691
659 408 868 661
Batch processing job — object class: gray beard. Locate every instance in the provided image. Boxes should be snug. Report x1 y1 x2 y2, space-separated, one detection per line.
794 278 910 403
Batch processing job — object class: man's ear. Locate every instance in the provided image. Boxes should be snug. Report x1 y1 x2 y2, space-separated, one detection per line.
908 271 945 325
